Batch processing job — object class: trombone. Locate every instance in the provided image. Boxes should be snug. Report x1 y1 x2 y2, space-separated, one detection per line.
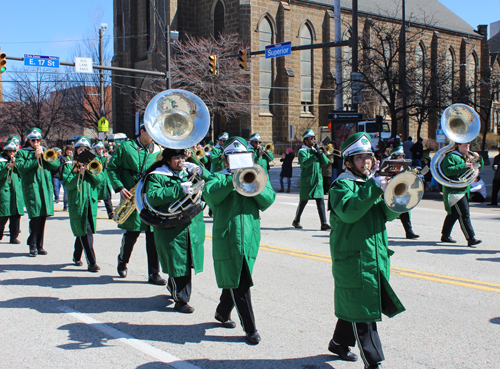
319 143 342 157
259 142 277 166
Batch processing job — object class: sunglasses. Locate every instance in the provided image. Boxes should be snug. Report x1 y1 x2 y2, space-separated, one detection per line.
30 139 41 142
171 155 186 160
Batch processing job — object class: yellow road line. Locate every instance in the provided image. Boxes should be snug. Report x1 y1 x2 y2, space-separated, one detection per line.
206 234 500 294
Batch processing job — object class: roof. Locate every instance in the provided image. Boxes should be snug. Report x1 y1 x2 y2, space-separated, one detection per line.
308 0 479 37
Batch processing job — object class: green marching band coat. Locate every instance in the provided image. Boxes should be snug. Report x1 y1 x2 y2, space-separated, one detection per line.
16 148 60 218
0 157 25 217
441 151 484 214
144 165 212 277
61 162 104 237
329 172 405 322
209 144 225 173
248 145 274 174
298 145 329 201
95 154 112 201
107 139 161 231
203 169 276 289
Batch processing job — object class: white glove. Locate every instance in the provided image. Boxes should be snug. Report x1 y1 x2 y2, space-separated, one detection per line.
373 176 388 191
181 181 194 195
183 162 202 175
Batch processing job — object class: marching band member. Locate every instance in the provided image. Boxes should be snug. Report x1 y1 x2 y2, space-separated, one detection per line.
92 141 114 219
203 137 276 345
248 133 274 174
209 132 228 173
440 142 483 247
292 129 331 230
107 124 166 284
16 128 60 256
143 148 212 313
0 138 25 244
389 146 419 239
61 136 104 272
327 133 405 369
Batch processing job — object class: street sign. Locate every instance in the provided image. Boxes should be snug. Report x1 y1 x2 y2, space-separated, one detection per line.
24 54 60 68
436 129 445 143
265 41 291 59
98 117 109 132
75 57 93 74
98 132 104 140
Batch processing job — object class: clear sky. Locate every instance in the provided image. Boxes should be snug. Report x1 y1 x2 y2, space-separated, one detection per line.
438 0 500 37
0 0 113 87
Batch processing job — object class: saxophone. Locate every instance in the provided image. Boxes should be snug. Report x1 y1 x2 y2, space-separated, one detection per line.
113 181 139 224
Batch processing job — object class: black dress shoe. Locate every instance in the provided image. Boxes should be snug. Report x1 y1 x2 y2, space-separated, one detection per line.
321 223 331 231
10 239 21 244
328 340 358 362
174 302 194 313
467 238 482 247
215 312 236 328
117 256 127 278
292 220 303 229
73 259 83 267
29 247 37 257
406 232 420 239
88 264 101 272
245 331 261 345
149 274 167 285
441 236 457 243
37 248 48 255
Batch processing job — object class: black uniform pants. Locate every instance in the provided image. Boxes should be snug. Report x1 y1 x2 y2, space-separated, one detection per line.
294 198 327 225
74 212 96 266
119 230 159 275
332 319 385 367
103 187 114 216
168 273 192 303
0 215 21 240
491 178 500 205
27 216 47 250
441 195 475 240
399 212 413 234
216 263 256 334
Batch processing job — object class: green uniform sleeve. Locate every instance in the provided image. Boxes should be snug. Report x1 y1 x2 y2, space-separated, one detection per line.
203 173 234 208
107 145 125 191
0 161 9 181
442 154 468 178
253 180 276 212
329 178 384 224
15 150 38 175
145 174 183 208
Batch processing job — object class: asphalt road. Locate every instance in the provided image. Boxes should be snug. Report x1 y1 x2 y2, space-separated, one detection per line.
1 170 499 369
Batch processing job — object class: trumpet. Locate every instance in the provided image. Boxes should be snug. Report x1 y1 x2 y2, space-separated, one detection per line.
194 147 206 161
232 164 269 197
319 143 342 157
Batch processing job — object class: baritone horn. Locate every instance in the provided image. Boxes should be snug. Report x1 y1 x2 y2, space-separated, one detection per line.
86 159 103 175
430 103 481 188
383 172 424 213
43 148 58 162
233 164 268 197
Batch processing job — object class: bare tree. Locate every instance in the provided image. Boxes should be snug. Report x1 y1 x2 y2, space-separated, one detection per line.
1 68 71 144
133 33 250 130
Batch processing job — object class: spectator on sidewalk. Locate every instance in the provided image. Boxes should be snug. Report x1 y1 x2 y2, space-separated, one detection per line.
488 147 500 206
410 137 424 167
403 136 413 160
470 174 486 202
278 148 294 193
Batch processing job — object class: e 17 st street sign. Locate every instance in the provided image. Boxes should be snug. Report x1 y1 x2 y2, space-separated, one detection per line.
265 42 291 59
24 54 60 68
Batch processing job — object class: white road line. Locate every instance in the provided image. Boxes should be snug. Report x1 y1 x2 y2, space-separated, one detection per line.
58 305 201 369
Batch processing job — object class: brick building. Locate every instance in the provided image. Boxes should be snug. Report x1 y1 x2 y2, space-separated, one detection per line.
112 0 492 146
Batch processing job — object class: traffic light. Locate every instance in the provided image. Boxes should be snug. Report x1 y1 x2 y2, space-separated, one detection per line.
0 52 6 74
239 48 249 70
209 55 218 75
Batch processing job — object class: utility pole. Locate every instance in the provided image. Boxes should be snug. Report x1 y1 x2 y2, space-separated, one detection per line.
335 0 343 110
99 23 107 119
401 0 407 140
165 25 171 90
351 0 359 112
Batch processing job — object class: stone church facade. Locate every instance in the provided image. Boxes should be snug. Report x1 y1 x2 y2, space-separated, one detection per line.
112 0 491 146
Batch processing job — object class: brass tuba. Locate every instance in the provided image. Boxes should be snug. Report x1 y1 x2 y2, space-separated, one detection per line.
132 89 210 227
430 104 481 188
232 164 268 197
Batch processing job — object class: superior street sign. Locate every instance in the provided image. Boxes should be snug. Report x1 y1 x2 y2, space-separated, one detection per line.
24 54 60 68
265 41 291 59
